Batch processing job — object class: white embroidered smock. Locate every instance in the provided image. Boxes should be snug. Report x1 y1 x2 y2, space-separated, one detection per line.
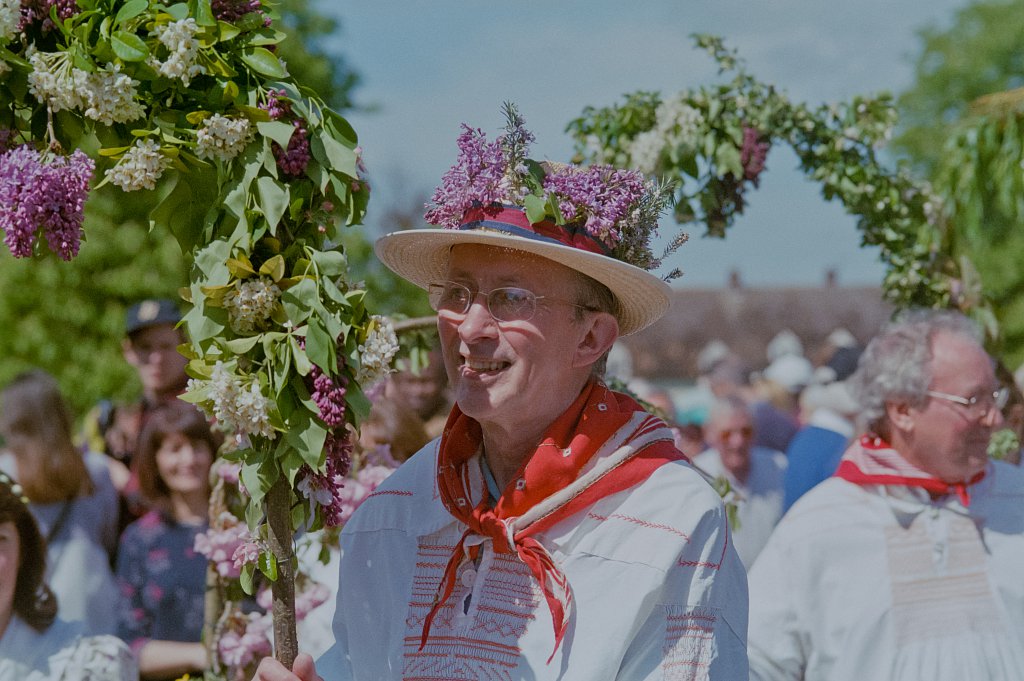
0 616 137 681
747 460 1024 681
316 438 750 680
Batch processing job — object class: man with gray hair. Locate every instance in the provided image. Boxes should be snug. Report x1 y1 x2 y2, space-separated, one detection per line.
747 309 1024 681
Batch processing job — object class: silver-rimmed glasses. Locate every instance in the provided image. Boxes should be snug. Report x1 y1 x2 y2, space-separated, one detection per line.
924 387 1010 419
427 281 592 323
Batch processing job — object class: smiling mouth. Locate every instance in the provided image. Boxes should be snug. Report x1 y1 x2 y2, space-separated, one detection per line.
461 357 509 372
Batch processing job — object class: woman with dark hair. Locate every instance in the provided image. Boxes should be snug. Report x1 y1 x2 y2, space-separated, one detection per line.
114 400 222 680
0 369 120 635
0 471 136 679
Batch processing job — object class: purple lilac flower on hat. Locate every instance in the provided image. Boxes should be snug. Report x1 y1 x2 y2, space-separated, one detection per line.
0 145 94 261
422 103 678 275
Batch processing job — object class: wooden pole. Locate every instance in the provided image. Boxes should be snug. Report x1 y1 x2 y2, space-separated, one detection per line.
266 475 298 669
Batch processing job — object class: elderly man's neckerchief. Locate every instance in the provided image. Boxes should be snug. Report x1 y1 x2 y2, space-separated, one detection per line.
834 434 987 507
423 379 683 661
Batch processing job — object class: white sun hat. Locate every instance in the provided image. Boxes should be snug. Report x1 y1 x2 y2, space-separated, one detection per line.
374 208 671 336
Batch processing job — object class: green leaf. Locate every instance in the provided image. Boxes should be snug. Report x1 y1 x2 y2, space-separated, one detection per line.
523 194 547 224
310 129 358 177
111 30 149 62
256 177 289 232
241 48 288 78
311 249 347 277
282 278 317 324
285 411 328 469
305 318 334 373
240 563 256 594
114 0 147 26
222 335 261 354
257 120 297 147
188 0 217 26
218 20 241 41
150 173 207 254
259 550 279 581
259 253 286 280
288 334 311 376
165 3 189 20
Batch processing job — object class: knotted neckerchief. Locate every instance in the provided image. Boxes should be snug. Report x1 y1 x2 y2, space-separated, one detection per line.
833 434 987 507
422 379 683 661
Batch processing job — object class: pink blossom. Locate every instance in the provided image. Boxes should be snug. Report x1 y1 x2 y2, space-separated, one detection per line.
194 513 252 578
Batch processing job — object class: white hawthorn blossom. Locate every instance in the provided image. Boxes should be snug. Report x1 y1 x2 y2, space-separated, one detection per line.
223 277 281 334
356 315 400 387
196 114 253 162
105 139 171 191
149 18 205 86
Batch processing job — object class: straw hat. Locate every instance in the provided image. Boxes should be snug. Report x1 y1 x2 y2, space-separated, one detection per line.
374 210 671 336
374 105 679 336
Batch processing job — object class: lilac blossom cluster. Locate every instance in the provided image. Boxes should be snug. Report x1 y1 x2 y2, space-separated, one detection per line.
310 363 347 428
19 0 78 31
423 124 509 228
423 108 672 272
211 0 270 26
260 90 310 179
273 121 311 178
542 165 648 249
0 145 93 261
295 431 353 527
740 126 770 184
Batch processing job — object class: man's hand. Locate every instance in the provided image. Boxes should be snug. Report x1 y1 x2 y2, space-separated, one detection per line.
253 653 322 681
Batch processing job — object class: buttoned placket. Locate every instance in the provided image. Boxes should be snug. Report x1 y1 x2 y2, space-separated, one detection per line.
454 534 495 626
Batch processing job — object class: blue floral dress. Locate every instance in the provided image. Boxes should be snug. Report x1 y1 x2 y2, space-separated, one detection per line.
114 509 208 651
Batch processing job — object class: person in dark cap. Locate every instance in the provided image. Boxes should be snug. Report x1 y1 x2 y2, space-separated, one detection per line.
81 298 189 528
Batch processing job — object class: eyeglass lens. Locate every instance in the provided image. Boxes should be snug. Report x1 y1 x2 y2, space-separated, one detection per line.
428 283 538 322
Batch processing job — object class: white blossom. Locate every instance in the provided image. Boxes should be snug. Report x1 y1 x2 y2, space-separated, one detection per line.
0 0 18 42
654 96 703 148
148 18 205 86
196 114 253 162
194 362 277 441
356 315 399 387
223 277 281 334
27 50 87 112
105 139 171 191
82 63 146 125
28 52 144 125
628 130 664 174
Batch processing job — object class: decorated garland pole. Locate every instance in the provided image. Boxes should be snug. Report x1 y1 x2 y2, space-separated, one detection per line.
566 34 995 327
0 0 400 674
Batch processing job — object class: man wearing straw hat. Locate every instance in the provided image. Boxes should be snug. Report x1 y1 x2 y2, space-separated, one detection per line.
257 107 748 680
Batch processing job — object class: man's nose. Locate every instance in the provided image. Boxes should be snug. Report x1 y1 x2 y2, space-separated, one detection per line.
457 295 497 340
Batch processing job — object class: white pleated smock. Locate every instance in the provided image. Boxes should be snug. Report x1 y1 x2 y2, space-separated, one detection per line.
317 438 750 680
748 460 1024 681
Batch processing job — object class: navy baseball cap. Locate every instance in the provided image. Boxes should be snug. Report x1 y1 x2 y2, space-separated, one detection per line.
125 299 181 336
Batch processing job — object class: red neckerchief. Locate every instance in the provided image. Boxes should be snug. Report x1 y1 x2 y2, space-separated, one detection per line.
833 434 987 507
423 379 684 661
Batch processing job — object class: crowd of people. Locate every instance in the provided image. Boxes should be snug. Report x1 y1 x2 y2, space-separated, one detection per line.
3 110 1024 681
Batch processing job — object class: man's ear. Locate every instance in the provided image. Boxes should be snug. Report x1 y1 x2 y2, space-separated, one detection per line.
574 312 619 369
885 399 915 434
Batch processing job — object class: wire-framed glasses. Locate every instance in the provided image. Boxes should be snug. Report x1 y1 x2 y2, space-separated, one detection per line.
924 387 1010 419
427 281 591 323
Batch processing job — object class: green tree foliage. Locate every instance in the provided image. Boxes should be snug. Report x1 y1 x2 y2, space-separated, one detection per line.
893 1 1024 364
893 0 1024 175
0 0 361 416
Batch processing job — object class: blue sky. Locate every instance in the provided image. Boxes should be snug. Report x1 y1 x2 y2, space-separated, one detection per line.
317 1 969 288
